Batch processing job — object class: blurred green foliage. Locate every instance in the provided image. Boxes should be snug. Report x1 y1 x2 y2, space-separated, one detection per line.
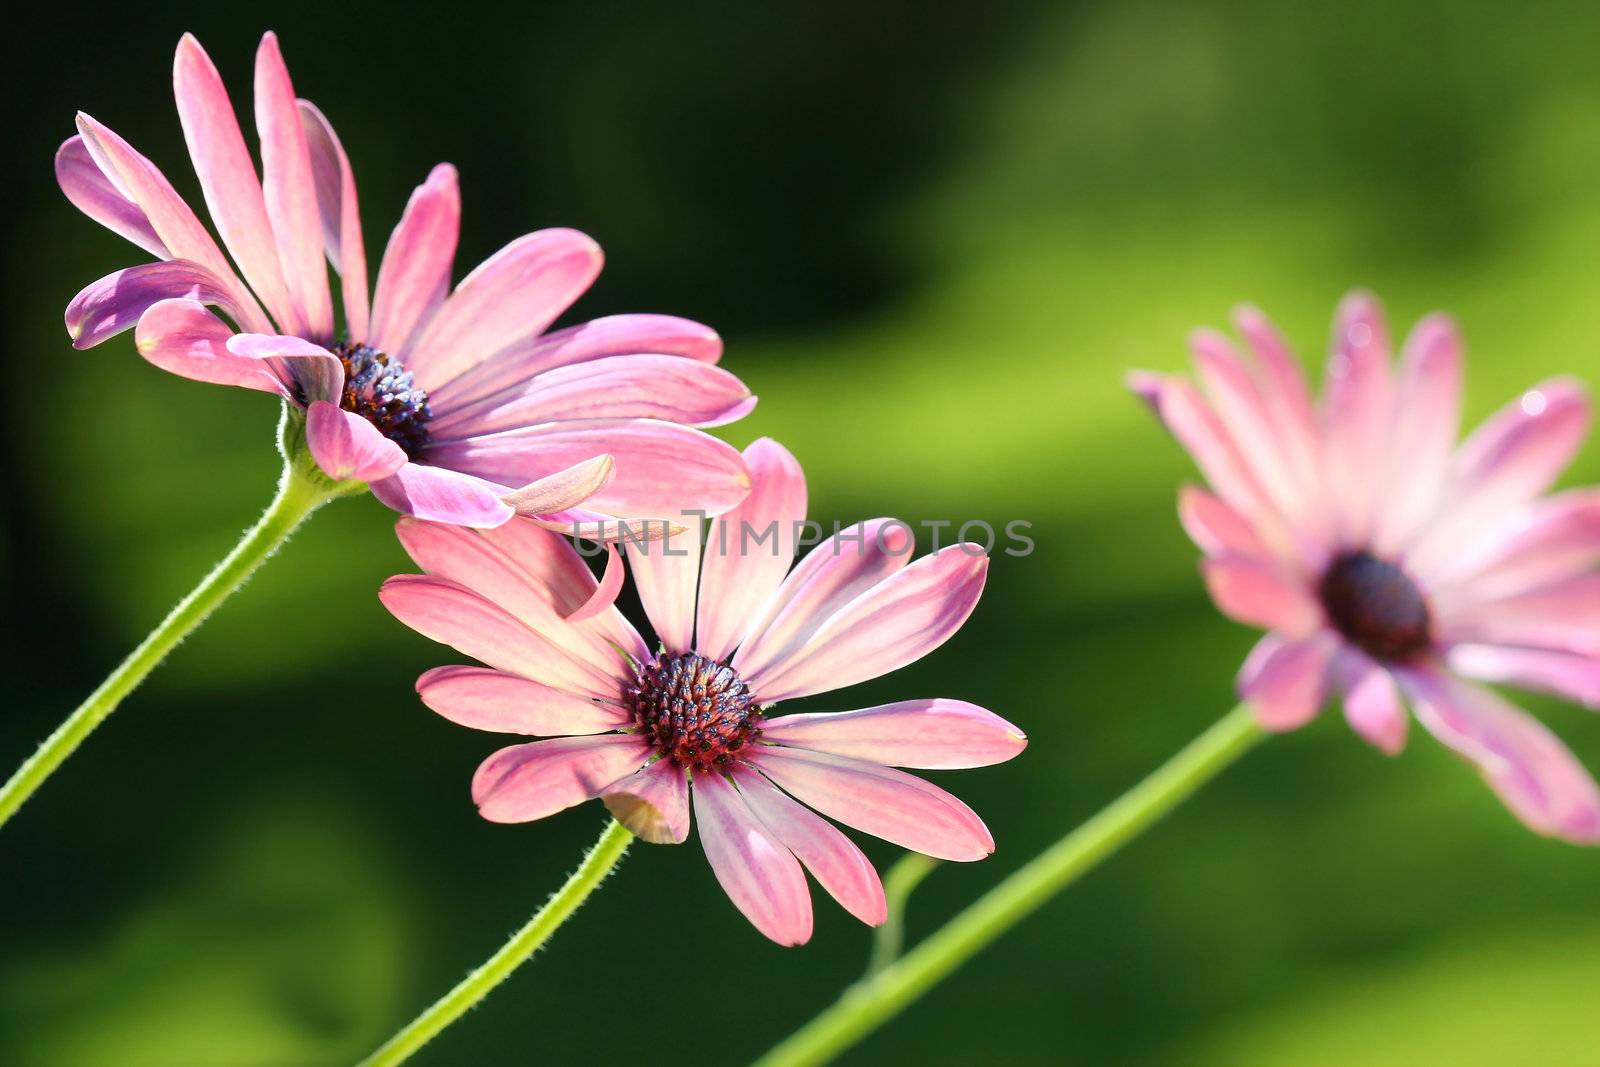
4 2 1599 1064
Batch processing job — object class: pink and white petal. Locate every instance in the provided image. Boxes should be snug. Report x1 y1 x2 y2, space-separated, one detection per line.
476 518 649 664
693 772 813 945
696 439 808 663
602 759 690 844
305 401 406 482
1322 290 1395 547
1200 555 1321 635
763 699 1026 769
1429 489 1600 608
369 163 460 357
1409 380 1591 579
172 33 298 335
73 113 267 331
416 665 629 735
734 519 916 683
1233 305 1320 473
394 517 631 694
472 734 650 824
624 511 705 654
1447 644 1600 710
298 99 369 340
500 455 615 518
226 332 344 404
750 747 994 861
68 261 243 349
429 419 752 520
429 313 724 412
407 228 603 391
565 545 624 623
750 546 988 703
253 33 333 341
1237 631 1337 731
1337 653 1408 755
1371 314 1462 555
1439 575 1600 657
379 574 611 696
1177 485 1274 561
735 767 887 926
430 354 755 437
133 298 284 394
370 464 514 528
1397 668 1600 843
56 136 167 258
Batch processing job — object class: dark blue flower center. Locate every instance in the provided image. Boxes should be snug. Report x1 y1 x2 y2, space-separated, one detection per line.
331 341 432 458
1318 551 1432 663
630 651 762 770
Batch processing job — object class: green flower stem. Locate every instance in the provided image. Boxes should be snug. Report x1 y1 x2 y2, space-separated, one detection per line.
360 819 635 1067
866 853 940 976
0 408 355 831
755 703 1264 1067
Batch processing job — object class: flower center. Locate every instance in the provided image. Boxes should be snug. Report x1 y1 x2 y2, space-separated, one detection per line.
1318 551 1432 663
630 651 762 770
331 341 433 458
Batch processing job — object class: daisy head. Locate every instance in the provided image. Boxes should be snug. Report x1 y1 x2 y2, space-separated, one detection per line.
60 32 753 531
379 439 1027 944
1133 291 1600 843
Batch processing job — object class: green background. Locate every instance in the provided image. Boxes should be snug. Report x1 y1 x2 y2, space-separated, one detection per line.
5 3 1600 1064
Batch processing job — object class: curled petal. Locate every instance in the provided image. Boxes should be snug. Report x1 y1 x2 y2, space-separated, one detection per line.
602 759 690 844
370 465 514 528
500 455 615 518
56 136 166 258
133 298 284 394
305 401 406 482
67 261 243 350
226 332 343 404
564 545 624 623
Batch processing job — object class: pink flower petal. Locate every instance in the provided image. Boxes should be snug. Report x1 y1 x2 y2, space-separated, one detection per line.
1447 644 1600 710
763 699 1027 770
429 419 752 519
379 574 604 689
1410 379 1590 578
475 518 649 665
1200 555 1320 635
1233 304 1322 487
305 401 407 482
500 455 615 518
750 747 994 861
734 519 915 683
172 33 298 335
623 513 705 654
225 332 344 404
392 519 632 696
430 354 755 437
1371 313 1462 555
369 464 514 528
369 163 459 357
429 313 724 412
564 545 624 624
297 99 369 341
1429 488 1600 607
133 298 285 394
1177 485 1273 561
696 439 808 662
74 113 272 334
1337 653 1408 755
693 772 813 945
601 759 690 844
749 545 988 703
471 734 650 824
67 261 244 350
1321 290 1395 546
1397 668 1600 843
735 768 886 926
1439 575 1600 657
416 665 628 735
56 136 167 258
254 32 333 342
406 228 603 391
1237 632 1336 731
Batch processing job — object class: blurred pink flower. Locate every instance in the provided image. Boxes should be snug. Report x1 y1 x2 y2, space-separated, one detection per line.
60 32 753 530
1133 291 1600 843
379 438 1026 944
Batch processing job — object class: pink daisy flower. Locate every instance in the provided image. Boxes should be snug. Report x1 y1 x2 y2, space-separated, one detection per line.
59 32 754 530
1133 291 1600 843
378 438 1027 944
